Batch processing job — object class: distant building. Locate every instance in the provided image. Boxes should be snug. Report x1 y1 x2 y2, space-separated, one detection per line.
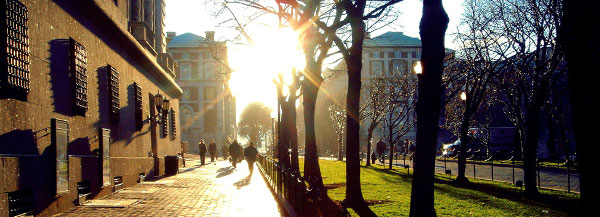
0 0 182 216
167 32 236 153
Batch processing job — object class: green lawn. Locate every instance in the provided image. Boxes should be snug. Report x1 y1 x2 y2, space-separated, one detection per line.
298 159 579 217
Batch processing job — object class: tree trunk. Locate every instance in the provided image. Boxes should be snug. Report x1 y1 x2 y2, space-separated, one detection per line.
288 100 300 172
545 112 557 161
366 133 371 166
302 62 325 191
522 105 540 196
344 19 376 217
560 2 600 214
456 118 470 184
409 0 448 216
366 126 375 166
279 100 291 168
388 140 395 170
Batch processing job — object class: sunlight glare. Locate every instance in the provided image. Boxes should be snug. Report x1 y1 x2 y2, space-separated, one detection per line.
228 27 305 117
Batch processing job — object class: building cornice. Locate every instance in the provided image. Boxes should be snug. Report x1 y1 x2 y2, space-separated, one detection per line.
69 0 182 98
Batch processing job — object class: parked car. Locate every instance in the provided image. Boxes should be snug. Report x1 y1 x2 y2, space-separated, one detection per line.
442 139 461 157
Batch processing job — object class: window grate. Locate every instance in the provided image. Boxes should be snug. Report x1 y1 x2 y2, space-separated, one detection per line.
108 65 120 124
1 0 30 98
162 100 169 138
134 82 143 131
70 38 88 115
170 109 176 140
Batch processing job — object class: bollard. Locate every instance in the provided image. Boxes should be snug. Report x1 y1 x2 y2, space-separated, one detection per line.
567 162 571 193
491 158 494 181
473 159 476 178
512 155 515 184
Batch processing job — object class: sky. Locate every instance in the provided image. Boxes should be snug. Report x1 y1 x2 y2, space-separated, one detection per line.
165 0 465 123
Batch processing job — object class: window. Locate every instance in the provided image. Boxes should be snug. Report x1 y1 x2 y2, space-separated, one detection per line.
401 52 408 58
190 53 199 59
107 65 120 124
70 38 88 115
182 53 189 60
182 88 191 101
391 59 409 75
411 52 417 58
191 62 199 80
134 82 143 131
181 107 193 134
1 0 30 99
388 52 395 58
180 62 191 80
172 53 182 60
204 86 216 100
203 104 216 133
370 61 383 76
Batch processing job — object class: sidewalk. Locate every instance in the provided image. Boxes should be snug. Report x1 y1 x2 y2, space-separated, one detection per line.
56 157 283 217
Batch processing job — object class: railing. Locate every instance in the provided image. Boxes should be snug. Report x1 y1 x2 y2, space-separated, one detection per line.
128 21 157 56
158 53 177 78
257 155 323 217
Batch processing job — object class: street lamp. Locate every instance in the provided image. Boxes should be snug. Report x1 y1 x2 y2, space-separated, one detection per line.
460 92 467 101
150 92 169 124
414 61 423 75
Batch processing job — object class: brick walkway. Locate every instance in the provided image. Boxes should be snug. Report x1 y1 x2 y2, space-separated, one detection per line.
57 157 282 217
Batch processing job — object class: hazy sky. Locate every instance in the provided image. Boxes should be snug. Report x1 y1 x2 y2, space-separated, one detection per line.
165 0 465 126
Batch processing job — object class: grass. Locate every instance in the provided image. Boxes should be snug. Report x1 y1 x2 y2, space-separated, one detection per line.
298 159 579 217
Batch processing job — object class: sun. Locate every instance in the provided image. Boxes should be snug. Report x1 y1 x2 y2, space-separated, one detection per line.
228 27 305 118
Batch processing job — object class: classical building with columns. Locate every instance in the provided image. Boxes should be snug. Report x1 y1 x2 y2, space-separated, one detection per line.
0 1 182 216
167 32 236 154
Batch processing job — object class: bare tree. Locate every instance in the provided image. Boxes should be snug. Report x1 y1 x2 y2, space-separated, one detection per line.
329 103 347 161
378 74 417 170
360 77 387 166
492 0 563 196
450 0 510 184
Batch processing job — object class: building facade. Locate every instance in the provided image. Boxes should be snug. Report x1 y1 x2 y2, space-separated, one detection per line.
0 1 182 216
167 32 236 154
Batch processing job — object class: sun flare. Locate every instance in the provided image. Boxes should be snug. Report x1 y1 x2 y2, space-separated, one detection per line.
228 27 305 117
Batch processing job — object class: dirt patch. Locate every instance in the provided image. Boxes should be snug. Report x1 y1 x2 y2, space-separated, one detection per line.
365 200 393 205
324 183 346 189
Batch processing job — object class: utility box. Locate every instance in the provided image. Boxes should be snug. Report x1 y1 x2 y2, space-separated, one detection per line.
165 155 180 176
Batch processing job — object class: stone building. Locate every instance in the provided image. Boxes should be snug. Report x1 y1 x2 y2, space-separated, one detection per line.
0 0 182 216
167 32 236 154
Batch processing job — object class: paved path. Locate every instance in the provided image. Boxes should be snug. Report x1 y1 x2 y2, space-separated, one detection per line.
372 158 580 193
57 157 283 217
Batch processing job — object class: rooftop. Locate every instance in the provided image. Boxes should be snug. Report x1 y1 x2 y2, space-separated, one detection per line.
168 32 222 48
364 32 422 47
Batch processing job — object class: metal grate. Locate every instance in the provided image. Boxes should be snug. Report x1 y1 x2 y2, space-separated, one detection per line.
108 65 120 124
162 101 169 138
1 0 30 98
113 176 123 192
70 38 88 115
8 190 34 216
170 109 176 140
134 82 143 131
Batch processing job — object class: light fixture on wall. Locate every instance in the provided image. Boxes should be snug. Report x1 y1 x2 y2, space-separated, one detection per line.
150 91 169 124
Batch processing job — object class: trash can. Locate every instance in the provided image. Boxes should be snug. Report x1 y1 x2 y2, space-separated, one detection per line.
165 155 180 176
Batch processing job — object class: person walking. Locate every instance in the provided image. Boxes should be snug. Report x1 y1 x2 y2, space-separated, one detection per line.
376 138 386 164
371 151 376 164
221 144 229 160
244 142 259 176
229 140 242 168
198 139 207 166
209 139 217 163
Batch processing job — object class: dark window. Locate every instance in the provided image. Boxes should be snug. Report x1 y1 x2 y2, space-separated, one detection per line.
380 52 384 58
388 52 395 58
190 53 199 59
108 65 120 124
411 52 417 58
134 82 143 131
70 38 88 115
401 52 408 58
369 52 373 58
1 0 30 99
170 109 176 140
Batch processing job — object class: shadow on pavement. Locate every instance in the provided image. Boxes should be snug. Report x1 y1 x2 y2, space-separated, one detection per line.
216 167 235 178
234 176 251 189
